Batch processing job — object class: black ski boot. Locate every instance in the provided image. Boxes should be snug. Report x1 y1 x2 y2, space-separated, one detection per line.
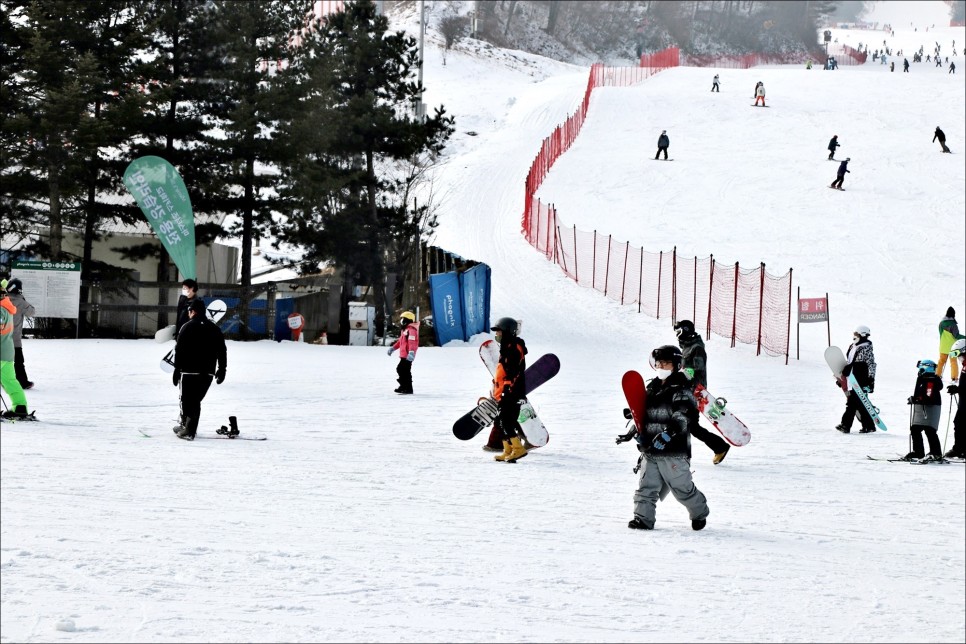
628 517 653 530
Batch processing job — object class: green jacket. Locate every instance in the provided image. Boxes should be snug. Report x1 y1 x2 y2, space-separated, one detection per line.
939 317 964 353
0 297 14 362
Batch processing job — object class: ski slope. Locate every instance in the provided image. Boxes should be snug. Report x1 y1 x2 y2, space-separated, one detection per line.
2 2 964 642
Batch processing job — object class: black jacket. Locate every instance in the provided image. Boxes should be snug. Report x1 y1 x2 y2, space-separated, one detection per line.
496 336 527 402
933 128 946 143
828 136 840 152
678 333 708 388
640 371 696 458
175 294 197 338
657 134 670 149
175 316 227 376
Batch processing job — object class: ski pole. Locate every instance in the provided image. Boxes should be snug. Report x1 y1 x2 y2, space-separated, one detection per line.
909 403 914 456
943 393 958 454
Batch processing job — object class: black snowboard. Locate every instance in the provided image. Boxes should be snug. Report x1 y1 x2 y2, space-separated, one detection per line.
453 353 560 440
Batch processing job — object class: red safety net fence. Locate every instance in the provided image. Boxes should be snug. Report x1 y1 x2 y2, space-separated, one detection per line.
522 49 792 361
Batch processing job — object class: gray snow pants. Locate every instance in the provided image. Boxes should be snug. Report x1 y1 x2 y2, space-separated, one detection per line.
633 455 709 529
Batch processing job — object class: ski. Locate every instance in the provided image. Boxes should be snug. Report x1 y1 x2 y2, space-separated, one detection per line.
866 455 962 464
0 411 39 423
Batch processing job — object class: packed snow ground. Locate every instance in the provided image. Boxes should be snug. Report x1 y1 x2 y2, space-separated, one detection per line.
2 2 965 642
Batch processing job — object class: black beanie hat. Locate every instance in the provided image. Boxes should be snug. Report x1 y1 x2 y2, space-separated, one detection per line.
947 307 956 318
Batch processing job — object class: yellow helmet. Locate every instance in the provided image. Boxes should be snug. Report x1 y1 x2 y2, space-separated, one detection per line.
400 311 415 323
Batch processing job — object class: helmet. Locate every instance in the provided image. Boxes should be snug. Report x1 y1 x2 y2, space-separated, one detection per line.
399 311 415 323
673 319 695 339
853 325 871 338
490 317 519 337
6 278 22 294
917 359 937 374
950 338 966 358
649 345 683 370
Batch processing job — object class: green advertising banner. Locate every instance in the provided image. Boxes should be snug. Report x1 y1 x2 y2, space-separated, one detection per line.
122 156 196 279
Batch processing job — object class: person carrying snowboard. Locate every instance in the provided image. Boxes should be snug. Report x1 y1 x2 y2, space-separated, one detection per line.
711 74 720 92
387 311 419 394
936 306 964 380
830 158 850 190
655 130 669 160
172 299 227 441
175 278 200 339
673 319 731 464
490 317 529 462
617 345 709 531
5 278 35 389
901 359 944 461
0 281 31 420
944 339 965 459
828 135 841 160
933 126 951 153
754 82 766 106
835 325 877 433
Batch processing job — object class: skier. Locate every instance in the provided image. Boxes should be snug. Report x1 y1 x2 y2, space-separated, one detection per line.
5 278 35 389
0 282 30 419
172 299 227 441
830 158 850 190
827 135 841 160
950 61 956 74
937 307 964 380
711 74 720 92
655 130 670 160
903 58 909 72
933 126 951 153
175 278 200 338
673 319 731 464
944 339 965 459
387 311 419 394
489 317 529 462
901 360 945 462
835 325 877 433
616 345 710 531
754 82 766 106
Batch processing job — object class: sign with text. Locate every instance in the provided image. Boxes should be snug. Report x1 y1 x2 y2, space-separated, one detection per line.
12 260 81 319
798 297 829 323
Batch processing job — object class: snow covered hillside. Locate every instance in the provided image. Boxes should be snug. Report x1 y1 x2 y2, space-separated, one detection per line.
2 2 964 642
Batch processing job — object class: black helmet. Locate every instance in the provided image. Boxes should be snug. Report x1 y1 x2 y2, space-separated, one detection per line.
6 278 22 294
490 317 519 337
649 344 683 370
673 319 695 339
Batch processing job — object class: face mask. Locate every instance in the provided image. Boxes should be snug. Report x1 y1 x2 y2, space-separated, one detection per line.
655 368 673 380
182 287 190 297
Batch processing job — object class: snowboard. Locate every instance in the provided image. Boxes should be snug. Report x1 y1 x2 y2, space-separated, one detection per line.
652 158 674 161
161 299 228 373
621 370 647 432
828 186 845 191
476 340 550 447
824 346 849 393
750 104 770 107
155 325 176 343
693 384 752 446
453 352 560 441
846 372 887 431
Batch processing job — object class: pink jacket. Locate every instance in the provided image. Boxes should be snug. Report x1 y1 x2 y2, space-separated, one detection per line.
391 322 420 358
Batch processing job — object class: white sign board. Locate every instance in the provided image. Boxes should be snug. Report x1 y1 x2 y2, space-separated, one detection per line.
12 260 82 319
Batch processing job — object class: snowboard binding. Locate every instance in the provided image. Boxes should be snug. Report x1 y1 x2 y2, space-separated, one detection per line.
706 397 728 420
216 417 240 438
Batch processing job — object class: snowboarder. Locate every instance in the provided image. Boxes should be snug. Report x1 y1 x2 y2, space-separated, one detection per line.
903 58 909 72
901 360 945 461
827 135 841 160
711 74 720 92
618 345 710 531
673 319 731 464
944 339 965 459
489 317 529 462
933 126 951 153
754 82 766 106
950 61 956 74
830 158 850 190
4 278 35 389
175 278 200 338
835 325 877 433
655 130 669 160
172 299 227 440
937 307 964 380
0 281 30 419
387 311 419 394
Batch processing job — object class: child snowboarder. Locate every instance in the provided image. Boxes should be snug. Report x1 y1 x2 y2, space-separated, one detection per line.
944 339 965 459
616 345 710 531
387 311 419 394
489 317 528 462
830 158 850 190
835 325 877 433
902 360 945 462
674 319 731 464
828 135 841 160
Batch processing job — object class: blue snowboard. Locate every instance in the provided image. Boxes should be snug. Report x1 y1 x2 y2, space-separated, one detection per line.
846 372 887 431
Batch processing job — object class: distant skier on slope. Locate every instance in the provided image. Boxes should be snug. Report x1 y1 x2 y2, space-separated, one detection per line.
754 82 766 106
655 130 670 160
830 158 850 190
673 319 731 465
711 74 720 92
901 360 944 462
835 325 877 434
933 126 951 153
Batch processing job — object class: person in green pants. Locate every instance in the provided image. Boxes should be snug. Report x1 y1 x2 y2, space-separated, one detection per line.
1 279 30 418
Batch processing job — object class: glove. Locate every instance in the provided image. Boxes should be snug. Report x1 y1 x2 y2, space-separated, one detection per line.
834 378 841 388
172 369 181 387
216 368 226 385
651 431 672 451
616 428 637 444
948 385 959 395
906 396 913 405
862 386 872 394
683 367 695 380
406 351 415 362
622 407 633 420
866 379 874 394
387 347 394 356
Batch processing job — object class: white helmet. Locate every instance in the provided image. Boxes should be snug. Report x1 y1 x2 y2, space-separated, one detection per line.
854 325 871 338
951 338 966 358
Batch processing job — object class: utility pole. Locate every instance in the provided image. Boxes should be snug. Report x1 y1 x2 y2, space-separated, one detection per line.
416 0 426 121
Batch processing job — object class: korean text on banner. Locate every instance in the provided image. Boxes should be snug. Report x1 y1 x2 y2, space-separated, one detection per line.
122 156 196 279
798 297 829 323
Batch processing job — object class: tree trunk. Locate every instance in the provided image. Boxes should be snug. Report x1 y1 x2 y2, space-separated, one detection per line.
48 164 62 259
365 149 385 339
546 0 560 34
504 0 517 37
